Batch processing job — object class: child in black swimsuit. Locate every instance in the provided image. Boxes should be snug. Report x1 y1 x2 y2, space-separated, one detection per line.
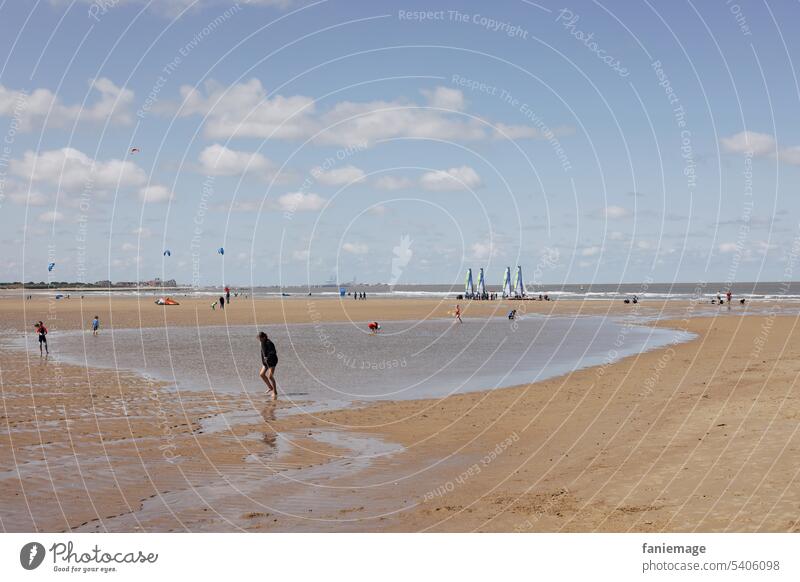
258 332 278 399
35 321 48 356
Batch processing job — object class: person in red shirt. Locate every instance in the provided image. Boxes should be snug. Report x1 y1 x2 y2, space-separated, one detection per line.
368 321 381 334
35 321 48 356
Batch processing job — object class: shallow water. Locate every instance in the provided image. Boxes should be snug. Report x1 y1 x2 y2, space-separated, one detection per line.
45 315 691 406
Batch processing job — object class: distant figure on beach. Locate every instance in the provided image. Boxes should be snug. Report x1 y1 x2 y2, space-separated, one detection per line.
726 290 732 304
740 298 746 305
368 321 381 334
454 304 462 323
211 301 217 311
632 295 638 304
91 315 100 336
35 321 48 356
258 332 278 400
225 286 231 303
508 309 517 320
624 298 630 304
219 295 225 310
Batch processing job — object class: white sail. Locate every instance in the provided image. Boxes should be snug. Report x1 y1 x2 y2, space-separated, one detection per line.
477 268 486 296
502 267 512 298
514 266 526 297
465 268 474 297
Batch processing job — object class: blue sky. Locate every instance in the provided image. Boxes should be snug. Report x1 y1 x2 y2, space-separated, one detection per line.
0 0 798 288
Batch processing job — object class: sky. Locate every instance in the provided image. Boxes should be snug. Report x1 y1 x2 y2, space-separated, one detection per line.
0 0 798 288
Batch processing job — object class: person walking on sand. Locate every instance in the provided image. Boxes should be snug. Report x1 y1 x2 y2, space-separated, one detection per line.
225 286 231 304
258 332 278 400
35 321 48 356
211 300 217 311
219 295 225 310
91 315 100 336
454 304 462 323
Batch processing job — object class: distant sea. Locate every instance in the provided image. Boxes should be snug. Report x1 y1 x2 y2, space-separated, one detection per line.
7 281 800 301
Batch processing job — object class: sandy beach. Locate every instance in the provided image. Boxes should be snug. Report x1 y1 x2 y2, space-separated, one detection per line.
2 294 800 532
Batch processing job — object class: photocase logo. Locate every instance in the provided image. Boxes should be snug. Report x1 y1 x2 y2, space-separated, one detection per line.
389 235 413 288
20 542 46 570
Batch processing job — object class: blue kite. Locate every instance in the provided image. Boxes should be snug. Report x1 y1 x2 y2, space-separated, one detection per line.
217 247 225 256
163 250 171 257
48 263 56 272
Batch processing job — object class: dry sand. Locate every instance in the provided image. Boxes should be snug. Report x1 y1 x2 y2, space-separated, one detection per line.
2 293 800 532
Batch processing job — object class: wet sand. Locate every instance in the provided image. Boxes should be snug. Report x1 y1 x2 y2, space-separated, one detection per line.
2 294 800 531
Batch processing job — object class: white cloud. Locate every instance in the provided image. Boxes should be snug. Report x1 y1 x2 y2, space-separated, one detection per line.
198 144 275 178
492 123 542 140
470 240 496 260
492 123 575 140
420 165 482 191
292 249 310 261
374 175 414 190
38 210 64 223
602 206 632 219
177 78 316 140
720 131 800 166
121 242 137 252
608 231 626 241
132 226 153 238
368 205 388 216
0 77 133 131
581 246 601 256
6 184 49 206
342 242 368 254
778 146 800 166
172 80 566 147
313 165 365 186
316 98 485 146
276 192 326 212
11 147 147 192
223 200 263 213
756 240 777 254
421 86 465 110
138 185 173 203
720 131 776 156
718 242 740 253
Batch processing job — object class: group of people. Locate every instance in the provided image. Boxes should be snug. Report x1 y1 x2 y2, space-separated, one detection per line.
711 290 745 306
466 292 498 300
351 291 368 300
212 287 234 310
33 315 101 357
